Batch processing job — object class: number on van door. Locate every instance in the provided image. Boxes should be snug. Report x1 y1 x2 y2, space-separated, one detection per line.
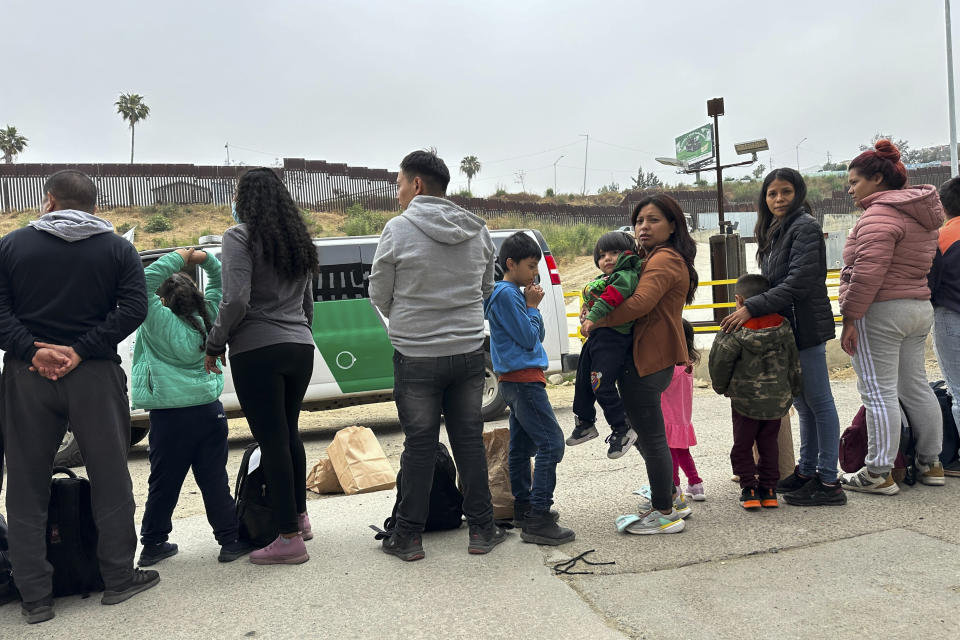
310 243 394 393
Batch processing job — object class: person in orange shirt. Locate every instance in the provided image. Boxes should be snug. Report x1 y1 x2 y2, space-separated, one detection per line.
930 176 960 476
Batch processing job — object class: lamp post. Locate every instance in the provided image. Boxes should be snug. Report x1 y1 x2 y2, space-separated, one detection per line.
947 0 958 177
579 134 589 195
553 155 564 194
795 137 807 172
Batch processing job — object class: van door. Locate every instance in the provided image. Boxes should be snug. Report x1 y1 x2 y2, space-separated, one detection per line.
310 242 394 394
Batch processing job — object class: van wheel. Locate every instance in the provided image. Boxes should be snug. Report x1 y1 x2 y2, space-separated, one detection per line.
481 352 508 421
54 430 84 468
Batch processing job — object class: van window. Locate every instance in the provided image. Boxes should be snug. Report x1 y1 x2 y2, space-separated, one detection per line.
311 242 378 301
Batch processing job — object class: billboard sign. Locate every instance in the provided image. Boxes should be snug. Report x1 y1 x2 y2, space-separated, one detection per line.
675 124 714 167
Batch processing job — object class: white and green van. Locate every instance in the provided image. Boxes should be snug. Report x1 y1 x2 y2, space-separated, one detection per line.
54 229 576 466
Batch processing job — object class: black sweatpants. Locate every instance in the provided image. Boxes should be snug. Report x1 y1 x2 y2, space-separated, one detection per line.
140 400 238 546
230 343 314 535
1 358 137 602
572 328 633 431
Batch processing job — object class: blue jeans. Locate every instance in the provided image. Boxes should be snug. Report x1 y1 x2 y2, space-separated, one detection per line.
794 342 841 483
500 381 565 511
392 349 493 532
934 306 960 460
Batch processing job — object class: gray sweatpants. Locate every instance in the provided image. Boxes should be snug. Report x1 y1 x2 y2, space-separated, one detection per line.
0 357 137 602
851 299 943 473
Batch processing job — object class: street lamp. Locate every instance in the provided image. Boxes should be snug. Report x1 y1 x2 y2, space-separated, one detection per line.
579 134 589 195
553 155 564 194
795 137 807 172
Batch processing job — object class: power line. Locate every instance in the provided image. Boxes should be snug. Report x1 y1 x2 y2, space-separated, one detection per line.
483 140 584 165
590 138 658 156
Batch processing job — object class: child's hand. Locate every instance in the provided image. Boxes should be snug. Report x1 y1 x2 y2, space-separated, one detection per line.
524 283 545 308
581 319 595 337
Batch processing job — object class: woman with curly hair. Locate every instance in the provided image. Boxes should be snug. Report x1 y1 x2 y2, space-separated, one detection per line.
206 167 318 564
583 194 698 535
838 140 945 495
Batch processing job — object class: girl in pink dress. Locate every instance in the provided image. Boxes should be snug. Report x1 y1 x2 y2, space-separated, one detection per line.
662 319 705 500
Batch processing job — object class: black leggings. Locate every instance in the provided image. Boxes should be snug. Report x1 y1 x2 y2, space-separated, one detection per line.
618 365 675 512
230 343 314 534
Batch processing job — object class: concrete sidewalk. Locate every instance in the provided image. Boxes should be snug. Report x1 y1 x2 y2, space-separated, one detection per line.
0 491 625 639
3 376 960 638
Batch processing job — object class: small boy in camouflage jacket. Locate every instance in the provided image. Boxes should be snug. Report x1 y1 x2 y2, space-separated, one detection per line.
709 274 802 510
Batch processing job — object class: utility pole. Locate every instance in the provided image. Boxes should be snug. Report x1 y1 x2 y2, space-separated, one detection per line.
225 143 231 166
514 169 527 193
827 150 832 165
947 0 959 177
580 134 589 195
795 137 807 172
553 155 564 193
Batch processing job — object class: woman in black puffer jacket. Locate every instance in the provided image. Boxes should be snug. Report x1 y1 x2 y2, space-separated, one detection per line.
720 168 844 506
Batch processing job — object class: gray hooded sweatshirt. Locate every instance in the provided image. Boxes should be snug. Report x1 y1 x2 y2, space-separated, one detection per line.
369 195 496 357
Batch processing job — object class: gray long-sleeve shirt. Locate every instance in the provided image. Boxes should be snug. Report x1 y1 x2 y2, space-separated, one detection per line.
206 224 314 357
368 195 495 357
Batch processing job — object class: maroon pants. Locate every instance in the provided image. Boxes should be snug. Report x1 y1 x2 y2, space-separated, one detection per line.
670 447 702 486
730 408 781 490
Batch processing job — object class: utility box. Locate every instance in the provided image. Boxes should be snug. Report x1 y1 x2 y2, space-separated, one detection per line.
709 225 747 323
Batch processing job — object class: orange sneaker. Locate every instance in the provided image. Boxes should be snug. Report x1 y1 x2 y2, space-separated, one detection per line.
740 487 762 510
760 487 778 508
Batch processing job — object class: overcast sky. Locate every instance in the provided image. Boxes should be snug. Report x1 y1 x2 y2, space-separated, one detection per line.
3 0 958 195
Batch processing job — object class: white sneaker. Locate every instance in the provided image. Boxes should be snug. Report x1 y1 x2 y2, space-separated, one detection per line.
624 509 685 535
839 466 899 495
637 486 691 518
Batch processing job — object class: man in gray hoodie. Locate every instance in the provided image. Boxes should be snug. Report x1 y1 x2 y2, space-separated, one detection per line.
0 170 157 623
369 150 504 560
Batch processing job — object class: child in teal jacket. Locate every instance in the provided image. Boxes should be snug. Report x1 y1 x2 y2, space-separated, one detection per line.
133 248 252 566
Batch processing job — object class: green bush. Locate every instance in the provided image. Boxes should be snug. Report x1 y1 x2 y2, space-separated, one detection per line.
145 214 173 233
116 222 133 234
342 203 390 236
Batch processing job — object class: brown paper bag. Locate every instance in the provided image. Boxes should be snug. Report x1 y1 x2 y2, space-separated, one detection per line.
306 456 343 494
326 426 396 495
482 427 515 520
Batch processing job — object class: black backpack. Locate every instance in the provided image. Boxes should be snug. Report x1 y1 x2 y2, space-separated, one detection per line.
932 380 960 465
235 443 279 547
47 467 104 597
371 442 463 539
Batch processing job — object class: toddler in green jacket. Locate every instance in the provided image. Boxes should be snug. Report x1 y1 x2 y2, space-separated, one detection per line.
569 231 644 459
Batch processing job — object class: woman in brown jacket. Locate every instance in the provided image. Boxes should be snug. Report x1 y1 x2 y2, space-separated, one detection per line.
582 194 697 534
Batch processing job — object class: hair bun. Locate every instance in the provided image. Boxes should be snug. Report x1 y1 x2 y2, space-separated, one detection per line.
873 139 901 163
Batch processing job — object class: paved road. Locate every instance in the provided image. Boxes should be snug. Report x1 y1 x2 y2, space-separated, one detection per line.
2 375 959 638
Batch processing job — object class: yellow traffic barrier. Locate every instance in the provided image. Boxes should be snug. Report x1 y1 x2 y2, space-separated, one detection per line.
566 271 846 337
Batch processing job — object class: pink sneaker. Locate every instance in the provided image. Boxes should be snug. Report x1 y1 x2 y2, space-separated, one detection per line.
249 534 309 565
299 512 313 541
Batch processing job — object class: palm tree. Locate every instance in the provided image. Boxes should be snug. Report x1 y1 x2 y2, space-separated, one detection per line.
0 125 28 164
459 155 481 193
115 93 150 163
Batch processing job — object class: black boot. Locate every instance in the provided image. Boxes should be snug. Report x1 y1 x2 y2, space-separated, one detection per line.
520 509 575 546
513 501 560 529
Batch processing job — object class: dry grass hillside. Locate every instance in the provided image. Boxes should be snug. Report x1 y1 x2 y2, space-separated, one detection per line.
0 205 350 252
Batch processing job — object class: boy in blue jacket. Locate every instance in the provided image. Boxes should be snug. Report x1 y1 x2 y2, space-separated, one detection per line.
484 232 575 546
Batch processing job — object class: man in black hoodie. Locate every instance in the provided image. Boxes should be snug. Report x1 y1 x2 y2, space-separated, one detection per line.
0 170 156 623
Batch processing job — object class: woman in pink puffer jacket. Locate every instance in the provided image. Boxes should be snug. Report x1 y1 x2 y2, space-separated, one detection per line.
838 139 945 495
